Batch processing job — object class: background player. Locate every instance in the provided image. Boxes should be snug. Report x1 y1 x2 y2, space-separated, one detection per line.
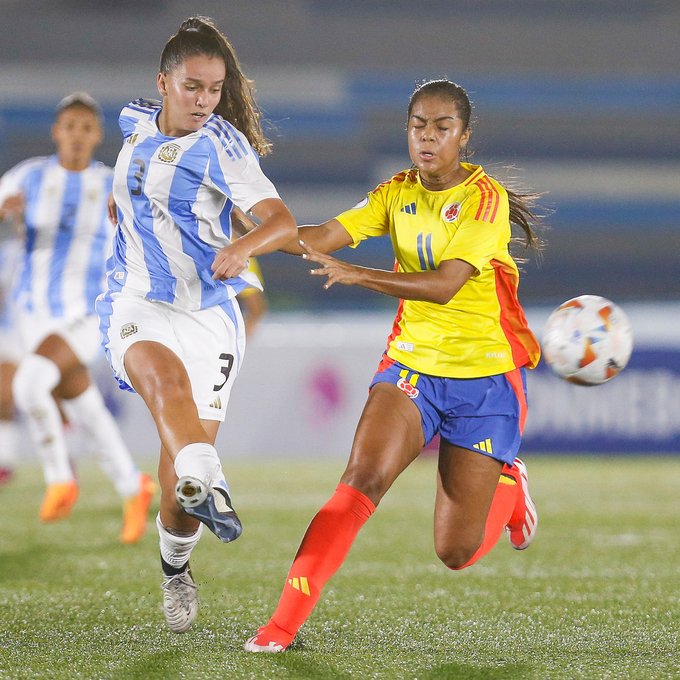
0 236 22 484
0 93 155 543
246 79 542 652
96 16 296 633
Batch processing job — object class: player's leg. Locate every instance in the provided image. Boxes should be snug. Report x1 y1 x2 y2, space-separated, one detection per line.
12 336 76 520
434 369 537 569
100 296 242 544
124 340 241 544
246 381 425 652
0 359 19 484
44 329 154 544
156 419 217 633
433 443 508 568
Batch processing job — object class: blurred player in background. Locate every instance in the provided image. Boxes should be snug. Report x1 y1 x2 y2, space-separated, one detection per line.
246 79 542 652
0 93 155 542
0 237 22 484
96 16 295 633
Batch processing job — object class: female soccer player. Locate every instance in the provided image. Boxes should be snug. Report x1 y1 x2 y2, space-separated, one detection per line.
245 79 542 652
0 93 154 542
0 237 21 484
95 16 296 633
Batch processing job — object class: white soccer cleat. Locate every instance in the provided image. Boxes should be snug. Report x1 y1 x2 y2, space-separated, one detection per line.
504 457 538 550
244 636 286 653
175 476 242 543
161 568 198 633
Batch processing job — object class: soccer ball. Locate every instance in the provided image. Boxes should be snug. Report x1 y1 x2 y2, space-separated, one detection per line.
541 295 633 385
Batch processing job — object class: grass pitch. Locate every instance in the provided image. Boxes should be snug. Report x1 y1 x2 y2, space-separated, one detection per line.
0 456 678 679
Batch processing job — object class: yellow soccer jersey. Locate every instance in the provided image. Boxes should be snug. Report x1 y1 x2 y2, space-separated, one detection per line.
238 257 264 298
335 163 540 378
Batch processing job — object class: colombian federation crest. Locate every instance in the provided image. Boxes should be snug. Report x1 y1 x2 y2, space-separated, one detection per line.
441 202 462 223
396 378 419 399
158 143 181 163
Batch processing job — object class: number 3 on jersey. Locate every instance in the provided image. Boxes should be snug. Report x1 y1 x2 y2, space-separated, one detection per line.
130 158 146 196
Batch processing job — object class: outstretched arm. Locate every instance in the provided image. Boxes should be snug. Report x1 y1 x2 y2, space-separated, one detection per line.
212 198 297 280
301 241 475 305
228 207 354 257
280 219 354 256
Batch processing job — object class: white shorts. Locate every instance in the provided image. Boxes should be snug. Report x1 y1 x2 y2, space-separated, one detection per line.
99 294 245 422
16 312 102 365
0 326 22 363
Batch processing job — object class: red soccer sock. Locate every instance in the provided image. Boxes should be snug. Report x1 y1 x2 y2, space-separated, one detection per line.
264 483 376 642
452 471 518 570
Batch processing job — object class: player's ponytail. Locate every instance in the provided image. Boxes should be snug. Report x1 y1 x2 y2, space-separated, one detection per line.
160 16 272 156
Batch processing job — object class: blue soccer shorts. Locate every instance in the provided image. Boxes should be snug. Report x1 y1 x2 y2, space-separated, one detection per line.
370 358 528 465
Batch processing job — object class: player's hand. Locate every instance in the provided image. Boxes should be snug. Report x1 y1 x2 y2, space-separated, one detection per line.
0 193 25 222
107 193 118 225
301 240 361 289
212 242 250 280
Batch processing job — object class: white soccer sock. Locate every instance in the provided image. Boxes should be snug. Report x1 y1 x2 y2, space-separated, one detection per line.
61 384 141 498
12 354 73 484
0 419 19 467
174 442 225 487
157 513 203 569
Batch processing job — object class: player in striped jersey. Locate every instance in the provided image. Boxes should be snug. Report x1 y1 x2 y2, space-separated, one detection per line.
0 93 155 542
95 17 296 632
246 80 542 652
0 237 22 484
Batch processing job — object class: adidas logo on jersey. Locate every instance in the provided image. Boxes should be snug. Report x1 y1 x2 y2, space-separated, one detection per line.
210 396 223 410
400 202 417 215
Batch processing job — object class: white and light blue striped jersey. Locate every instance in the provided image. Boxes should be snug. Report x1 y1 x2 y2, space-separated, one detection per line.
0 238 22 330
107 99 280 311
0 156 113 320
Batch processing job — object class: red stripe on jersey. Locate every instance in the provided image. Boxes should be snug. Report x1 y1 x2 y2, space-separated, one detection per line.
473 177 500 223
504 368 528 434
481 178 494 221
491 259 535 369
371 171 408 195
463 166 484 186
489 181 500 222
474 179 489 220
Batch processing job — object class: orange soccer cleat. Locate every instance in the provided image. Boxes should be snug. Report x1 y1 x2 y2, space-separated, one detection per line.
120 473 157 544
503 457 538 550
39 481 79 522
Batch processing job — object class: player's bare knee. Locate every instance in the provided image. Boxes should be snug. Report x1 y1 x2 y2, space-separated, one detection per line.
435 539 480 570
340 469 391 505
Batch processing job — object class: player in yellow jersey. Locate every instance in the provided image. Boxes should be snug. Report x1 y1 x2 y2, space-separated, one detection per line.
245 79 543 653
237 257 268 338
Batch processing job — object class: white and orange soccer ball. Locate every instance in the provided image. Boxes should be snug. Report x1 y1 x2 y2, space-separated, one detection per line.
541 295 633 386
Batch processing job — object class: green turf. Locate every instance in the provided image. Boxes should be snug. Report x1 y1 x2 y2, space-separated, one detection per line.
0 456 678 679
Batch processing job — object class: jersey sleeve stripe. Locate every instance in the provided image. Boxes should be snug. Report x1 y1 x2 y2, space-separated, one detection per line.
203 119 246 160
463 166 484 186
473 177 501 223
